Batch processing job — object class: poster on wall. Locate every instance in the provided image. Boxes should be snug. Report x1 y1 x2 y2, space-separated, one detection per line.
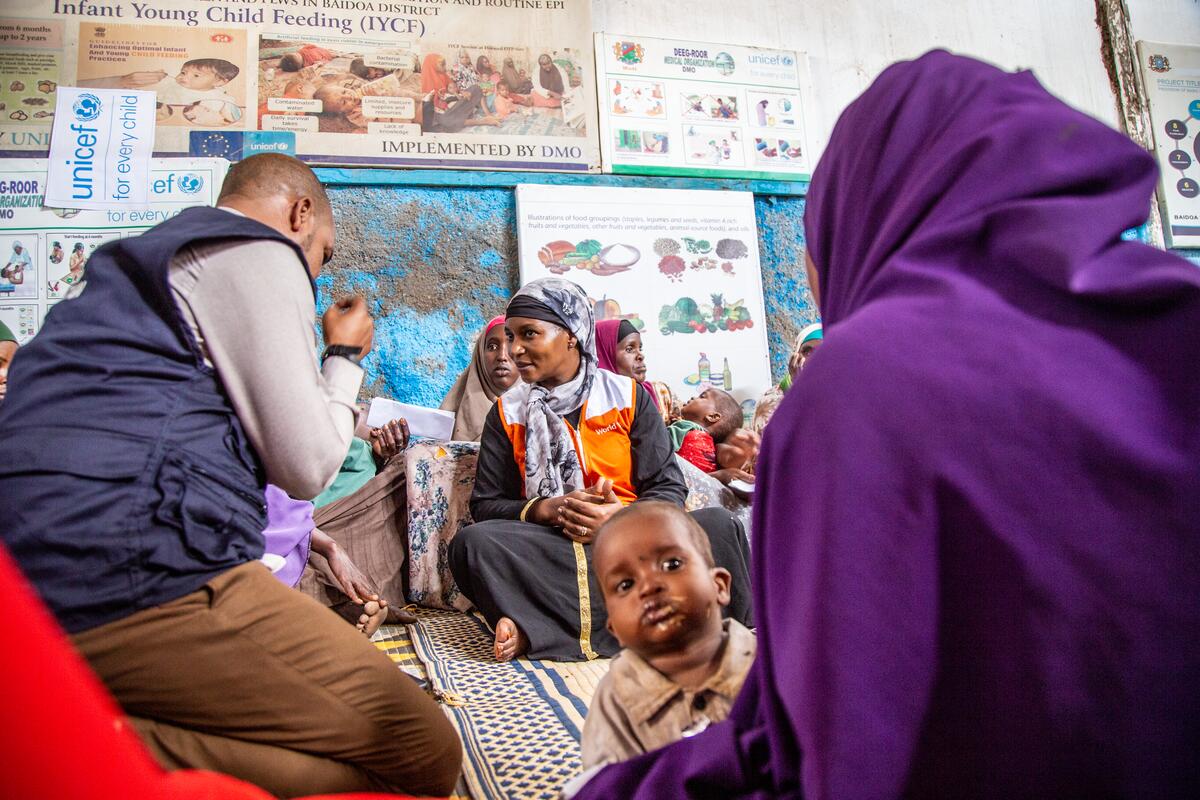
0 0 599 172
515 184 771 412
0 157 226 333
45 87 156 209
594 32 810 180
1138 40 1200 247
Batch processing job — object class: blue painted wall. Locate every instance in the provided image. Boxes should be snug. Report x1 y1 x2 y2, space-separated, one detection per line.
316 171 815 408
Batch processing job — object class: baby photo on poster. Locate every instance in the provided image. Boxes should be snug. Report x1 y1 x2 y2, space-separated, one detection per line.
76 23 249 129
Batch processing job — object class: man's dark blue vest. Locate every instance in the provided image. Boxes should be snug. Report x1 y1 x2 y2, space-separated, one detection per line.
0 206 312 634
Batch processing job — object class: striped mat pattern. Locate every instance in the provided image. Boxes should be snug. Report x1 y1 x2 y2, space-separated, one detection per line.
390 608 611 800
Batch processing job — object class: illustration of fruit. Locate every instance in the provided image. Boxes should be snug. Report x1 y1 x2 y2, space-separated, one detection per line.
594 295 622 320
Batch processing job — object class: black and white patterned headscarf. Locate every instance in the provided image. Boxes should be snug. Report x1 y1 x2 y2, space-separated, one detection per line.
506 278 596 499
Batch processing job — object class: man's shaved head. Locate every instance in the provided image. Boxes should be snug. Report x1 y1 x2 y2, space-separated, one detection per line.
217 153 334 278
218 153 330 217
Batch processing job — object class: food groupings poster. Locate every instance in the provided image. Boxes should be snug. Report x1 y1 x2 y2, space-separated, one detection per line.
1138 40 1200 247
594 32 810 180
515 184 771 413
0 157 226 343
0 0 598 171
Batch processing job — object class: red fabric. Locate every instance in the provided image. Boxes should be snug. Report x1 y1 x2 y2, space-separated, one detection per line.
0 543 427 800
677 429 718 473
298 44 336 67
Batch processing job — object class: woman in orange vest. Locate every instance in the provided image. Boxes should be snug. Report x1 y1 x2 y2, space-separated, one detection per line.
448 278 752 662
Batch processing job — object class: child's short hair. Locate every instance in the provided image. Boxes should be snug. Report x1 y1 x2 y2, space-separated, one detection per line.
595 500 714 568
278 53 304 72
184 58 239 83
348 58 370 79
706 389 743 443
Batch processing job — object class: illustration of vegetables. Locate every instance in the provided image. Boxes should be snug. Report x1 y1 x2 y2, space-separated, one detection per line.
539 239 636 276
658 296 754 335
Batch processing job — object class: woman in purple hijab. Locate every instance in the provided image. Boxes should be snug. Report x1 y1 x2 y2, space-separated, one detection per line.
570 50 1200 799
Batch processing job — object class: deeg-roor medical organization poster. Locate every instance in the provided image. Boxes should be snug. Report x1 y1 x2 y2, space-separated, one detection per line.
594 32 810 180
0 157 226 342
0 0 599 171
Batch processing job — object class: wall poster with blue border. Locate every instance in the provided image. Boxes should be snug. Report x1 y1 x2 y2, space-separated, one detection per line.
1138 40 1200 247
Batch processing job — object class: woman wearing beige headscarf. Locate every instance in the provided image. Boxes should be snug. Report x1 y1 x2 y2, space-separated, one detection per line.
440 315 518 440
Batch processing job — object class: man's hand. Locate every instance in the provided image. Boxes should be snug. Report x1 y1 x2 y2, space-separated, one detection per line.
311 529 378 604
322 295 374 355
559 478 622 543
369 418 409 462
121 70 167 88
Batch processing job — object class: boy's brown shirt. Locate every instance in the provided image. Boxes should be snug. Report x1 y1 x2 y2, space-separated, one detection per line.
581 619 756 769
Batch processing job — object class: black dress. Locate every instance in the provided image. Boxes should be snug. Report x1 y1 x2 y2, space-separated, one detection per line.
448 383 753 661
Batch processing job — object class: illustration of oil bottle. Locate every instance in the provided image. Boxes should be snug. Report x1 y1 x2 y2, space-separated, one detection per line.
698 352 711 384
722 358 732 391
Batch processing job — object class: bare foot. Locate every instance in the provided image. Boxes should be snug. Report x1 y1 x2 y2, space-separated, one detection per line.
357 599 388 637
493 617 529 661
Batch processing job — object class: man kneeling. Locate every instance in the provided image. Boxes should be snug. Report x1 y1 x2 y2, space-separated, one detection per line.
0 154 460 797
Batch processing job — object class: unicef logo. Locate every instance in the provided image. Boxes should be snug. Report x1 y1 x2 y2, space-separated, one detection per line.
73 93 102 122
178 173 204 194
781 54 795 66
714 52 735 76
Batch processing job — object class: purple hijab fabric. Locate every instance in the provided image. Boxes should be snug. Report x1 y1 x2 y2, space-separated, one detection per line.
573 51 1200 799
263 483 313 589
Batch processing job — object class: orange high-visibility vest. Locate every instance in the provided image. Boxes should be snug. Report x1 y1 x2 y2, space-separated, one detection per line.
497 369 640 505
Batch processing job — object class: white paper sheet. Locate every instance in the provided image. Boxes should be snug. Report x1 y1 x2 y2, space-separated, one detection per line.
367 397 455 441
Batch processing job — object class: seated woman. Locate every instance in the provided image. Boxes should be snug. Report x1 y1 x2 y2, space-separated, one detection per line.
570 51 1200 799
440 315 518 441
420 53 498 132
448 278 752 663
596 318 755 488
595 319 664 421
752 321 822 435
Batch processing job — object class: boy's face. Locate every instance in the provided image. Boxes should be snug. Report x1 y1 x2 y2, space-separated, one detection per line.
680 388 720 426
177 65 226 91
596 512 730 656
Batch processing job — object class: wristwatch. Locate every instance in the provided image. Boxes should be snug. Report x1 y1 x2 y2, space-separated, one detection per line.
321 344 363 365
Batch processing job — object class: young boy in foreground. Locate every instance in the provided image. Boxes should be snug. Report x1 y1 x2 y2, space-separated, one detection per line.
581 501 756 769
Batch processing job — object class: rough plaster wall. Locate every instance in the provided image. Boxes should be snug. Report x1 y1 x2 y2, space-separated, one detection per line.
320 185 815 406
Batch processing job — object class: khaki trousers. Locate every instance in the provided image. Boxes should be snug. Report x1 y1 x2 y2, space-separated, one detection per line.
71 562 461 799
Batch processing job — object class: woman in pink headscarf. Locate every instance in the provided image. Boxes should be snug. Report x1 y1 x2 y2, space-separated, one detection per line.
440 315 518 441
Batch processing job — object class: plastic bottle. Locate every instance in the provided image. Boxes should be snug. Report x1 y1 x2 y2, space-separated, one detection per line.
722 358 732 391
698 352 711 384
